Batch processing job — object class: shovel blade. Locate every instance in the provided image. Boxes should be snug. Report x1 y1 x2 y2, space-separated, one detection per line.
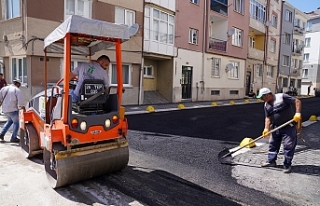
218 148 234 165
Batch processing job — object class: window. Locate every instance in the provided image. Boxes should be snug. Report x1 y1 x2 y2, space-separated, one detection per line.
0 61 3 73
65 0 91 19
305 37 311 47
256 64 262 77
306 22 312 31
294 18 300 27
249 36 255 48
230 90 239 95
70 60 86 71
297 79 301 88
211 90 220 95
228 62 239 79
299 60 303 68
283 78 288 87
189 28 198 44
232 28 242 47
111 64 131 86
211 0 228 16
283 55 289 66
285 10 292 22
269 39 276 53
284 33 291 45
115 7 135 27
302 69 308 78
266 65 274 77
190 0 198 4
304 53 309 62
211 58 221 77
292 59 298 68
5 0 20 19
11 57 27 84
234 0 244 14
250 0 266 23
152 8 174 44
271 14 278 28
143 66 154 78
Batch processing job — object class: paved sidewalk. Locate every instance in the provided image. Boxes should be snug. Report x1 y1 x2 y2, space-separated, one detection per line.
124 95 313 115
231 118 320 205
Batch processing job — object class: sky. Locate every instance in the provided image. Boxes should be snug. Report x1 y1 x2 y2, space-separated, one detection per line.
286 0 319 13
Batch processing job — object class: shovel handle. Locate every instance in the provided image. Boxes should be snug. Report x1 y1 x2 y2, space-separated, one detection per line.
223 119 295 158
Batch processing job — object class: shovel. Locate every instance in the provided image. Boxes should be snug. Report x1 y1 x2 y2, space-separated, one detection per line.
218 119 295 164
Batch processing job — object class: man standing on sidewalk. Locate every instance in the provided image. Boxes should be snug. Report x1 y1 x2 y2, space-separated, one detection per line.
257 88 301 173
0 79 25 142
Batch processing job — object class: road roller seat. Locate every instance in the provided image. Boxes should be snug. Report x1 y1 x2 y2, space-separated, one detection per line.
76 79 108 114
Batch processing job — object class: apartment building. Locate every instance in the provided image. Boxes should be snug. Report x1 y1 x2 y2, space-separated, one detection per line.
277 1 308 94
173 0 205 102
170 0 250 103
0 0 143 105
247 0 281 95
302 8 320 95
143 0 175 104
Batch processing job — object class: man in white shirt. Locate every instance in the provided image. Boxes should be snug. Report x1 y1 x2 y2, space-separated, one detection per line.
70 55 110 103
0 79 25 142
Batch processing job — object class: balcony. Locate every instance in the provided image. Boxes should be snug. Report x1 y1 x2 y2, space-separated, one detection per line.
209 37 227 52
293 25 305 35
210 0 228 16
292 45 303 56
248 47 264 61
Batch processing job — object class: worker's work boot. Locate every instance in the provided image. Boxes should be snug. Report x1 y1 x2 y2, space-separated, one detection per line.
283 166 292 173
0 134 4 141
261 161 277 167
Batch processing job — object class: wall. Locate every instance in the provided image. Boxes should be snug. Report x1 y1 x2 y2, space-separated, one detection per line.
175 0 204 52
279 3 294 76
157 59 173 101
173 49 203 102
143 59 157 91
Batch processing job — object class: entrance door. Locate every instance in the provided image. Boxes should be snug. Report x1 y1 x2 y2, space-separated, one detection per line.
245 71 251 95
181 66 192 99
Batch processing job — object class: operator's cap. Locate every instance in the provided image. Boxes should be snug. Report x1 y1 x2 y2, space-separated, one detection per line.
13 78 22 84
257 88 271 98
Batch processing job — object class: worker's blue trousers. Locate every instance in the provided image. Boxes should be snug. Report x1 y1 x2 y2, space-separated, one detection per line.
267 124 297 167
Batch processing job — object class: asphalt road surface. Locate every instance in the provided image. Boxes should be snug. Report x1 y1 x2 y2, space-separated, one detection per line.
0 97 319 206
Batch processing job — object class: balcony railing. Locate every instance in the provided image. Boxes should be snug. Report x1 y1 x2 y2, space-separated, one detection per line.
292 45 302 56
208 37 227 52
293 26 304 35
248 47 264 61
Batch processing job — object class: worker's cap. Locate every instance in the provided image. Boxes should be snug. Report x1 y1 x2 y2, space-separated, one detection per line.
257 88 271 98
13 78 22 84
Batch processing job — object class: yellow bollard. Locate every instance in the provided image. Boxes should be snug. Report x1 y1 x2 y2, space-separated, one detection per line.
146 106 155 112
177 104 185 109
211 102 218 106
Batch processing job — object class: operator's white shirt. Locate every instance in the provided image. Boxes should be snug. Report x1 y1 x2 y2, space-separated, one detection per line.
0 85 25 113
72 62 110 96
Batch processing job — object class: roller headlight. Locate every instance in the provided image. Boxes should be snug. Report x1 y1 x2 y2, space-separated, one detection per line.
80 121 87 131
105 119 111 128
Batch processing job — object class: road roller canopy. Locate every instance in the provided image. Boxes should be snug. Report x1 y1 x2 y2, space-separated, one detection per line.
43 15 138 56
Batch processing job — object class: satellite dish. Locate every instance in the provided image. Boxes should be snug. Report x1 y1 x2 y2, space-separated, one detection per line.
225 63 234 72
227 28 235 36
129 23 139 37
